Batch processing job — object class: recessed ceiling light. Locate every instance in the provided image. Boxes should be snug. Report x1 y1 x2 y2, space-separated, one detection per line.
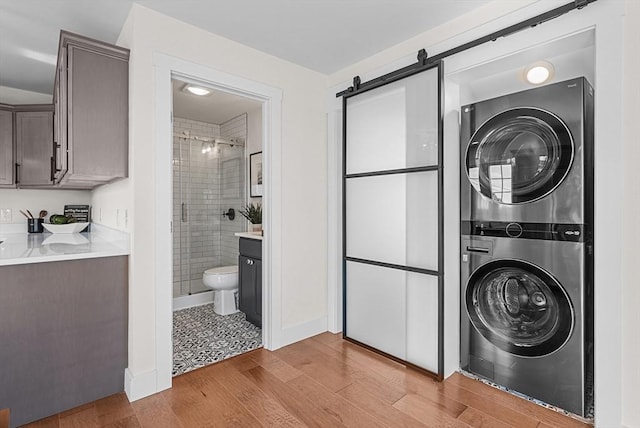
523 61 555 85
184 84 211 96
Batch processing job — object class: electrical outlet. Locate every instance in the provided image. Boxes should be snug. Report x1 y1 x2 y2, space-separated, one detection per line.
0 208 12 223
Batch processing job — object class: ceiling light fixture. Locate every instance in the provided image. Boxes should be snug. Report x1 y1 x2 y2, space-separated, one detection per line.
523 61 555 85
184 84 211 96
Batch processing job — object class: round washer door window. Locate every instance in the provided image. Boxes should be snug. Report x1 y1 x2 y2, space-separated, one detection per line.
466 108 574 204
466 259 574 357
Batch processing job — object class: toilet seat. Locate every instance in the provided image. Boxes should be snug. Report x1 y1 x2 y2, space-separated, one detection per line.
203 266 238 291
202 265 239 315
204 265 238 276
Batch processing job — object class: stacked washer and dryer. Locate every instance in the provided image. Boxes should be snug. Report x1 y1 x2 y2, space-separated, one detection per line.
459 77 594 417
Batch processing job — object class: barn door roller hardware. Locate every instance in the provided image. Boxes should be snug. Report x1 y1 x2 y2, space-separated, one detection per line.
337 0 597 98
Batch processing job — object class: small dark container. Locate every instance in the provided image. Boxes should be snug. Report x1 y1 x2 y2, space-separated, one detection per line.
28 218 44 233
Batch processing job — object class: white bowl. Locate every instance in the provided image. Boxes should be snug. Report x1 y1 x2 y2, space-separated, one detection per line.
42 222 90 234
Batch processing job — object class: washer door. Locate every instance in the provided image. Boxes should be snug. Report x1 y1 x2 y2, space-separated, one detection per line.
466 259 574 357
466 108 574 204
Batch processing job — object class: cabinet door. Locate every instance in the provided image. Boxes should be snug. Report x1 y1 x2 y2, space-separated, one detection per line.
53 49 67 183
67 45 128 182
239 255 256 319
0 110 13 186
254 259 262 328
16 111 53 187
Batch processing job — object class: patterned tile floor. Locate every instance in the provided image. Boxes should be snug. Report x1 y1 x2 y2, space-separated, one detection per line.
173 303 262 376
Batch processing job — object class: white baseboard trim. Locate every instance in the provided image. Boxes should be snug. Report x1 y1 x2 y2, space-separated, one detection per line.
172 291 214 311
328 325 342 334
124 368 159 402
274 316 328 349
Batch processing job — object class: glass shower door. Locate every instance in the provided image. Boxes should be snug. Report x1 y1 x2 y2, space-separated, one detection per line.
173 134 193 297
173 133 223 297
172 126 247 299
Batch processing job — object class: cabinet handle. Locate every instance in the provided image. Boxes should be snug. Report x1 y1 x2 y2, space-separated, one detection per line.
181 203 187 222
246 259 254 266
15 163 19 184
50 156 55 182
466 246 490 254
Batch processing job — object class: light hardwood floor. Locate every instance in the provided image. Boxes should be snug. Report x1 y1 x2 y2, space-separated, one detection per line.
22 333 591 427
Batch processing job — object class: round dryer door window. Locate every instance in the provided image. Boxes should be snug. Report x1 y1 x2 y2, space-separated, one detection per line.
466 259 574 357
466 108 574 204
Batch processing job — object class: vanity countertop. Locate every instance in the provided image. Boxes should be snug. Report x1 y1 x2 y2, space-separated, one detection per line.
0 223 129 267
234 232 263 241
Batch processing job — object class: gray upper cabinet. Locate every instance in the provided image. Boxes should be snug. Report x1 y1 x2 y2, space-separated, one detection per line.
0 106 14 187
15 107 54 188
54 31 129 188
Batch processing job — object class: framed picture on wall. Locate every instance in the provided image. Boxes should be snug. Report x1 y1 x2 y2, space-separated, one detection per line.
250 151 263 197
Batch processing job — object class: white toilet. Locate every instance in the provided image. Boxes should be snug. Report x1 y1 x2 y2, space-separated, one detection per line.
202 265 239 315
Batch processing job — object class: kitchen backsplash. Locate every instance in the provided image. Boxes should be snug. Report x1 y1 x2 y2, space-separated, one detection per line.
0 188 91 231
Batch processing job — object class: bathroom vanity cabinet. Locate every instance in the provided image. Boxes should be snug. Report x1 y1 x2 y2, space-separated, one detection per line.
238 237 262 328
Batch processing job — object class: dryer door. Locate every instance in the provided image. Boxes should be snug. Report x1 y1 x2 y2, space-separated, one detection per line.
465 259 574 357
466 108 573 204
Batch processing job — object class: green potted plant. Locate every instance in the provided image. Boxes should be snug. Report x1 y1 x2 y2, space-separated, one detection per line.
239 203 262 234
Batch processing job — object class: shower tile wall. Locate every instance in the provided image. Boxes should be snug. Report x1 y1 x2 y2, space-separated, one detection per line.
220 114 248 267
173 117 221 298
173 115 247 298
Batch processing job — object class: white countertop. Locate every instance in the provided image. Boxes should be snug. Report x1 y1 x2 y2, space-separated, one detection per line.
0 223 130 266
234 232 263 241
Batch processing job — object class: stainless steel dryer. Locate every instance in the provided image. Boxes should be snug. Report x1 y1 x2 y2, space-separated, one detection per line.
460 77 593 224
460 227 593 417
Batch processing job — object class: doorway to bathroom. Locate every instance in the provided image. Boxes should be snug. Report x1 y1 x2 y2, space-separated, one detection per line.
171 78 264 376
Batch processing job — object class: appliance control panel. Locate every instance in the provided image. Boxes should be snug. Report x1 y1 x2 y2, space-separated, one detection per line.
461 221 588 242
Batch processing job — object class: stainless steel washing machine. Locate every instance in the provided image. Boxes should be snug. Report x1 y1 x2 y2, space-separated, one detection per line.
460 77 593 224
460 228 593 416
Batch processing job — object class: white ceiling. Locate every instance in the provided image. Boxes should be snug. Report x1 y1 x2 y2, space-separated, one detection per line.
0 0 133 95
172 79 262 124
0 0 493 98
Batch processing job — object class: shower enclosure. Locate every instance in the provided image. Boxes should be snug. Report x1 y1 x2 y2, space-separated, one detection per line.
172 114 247 298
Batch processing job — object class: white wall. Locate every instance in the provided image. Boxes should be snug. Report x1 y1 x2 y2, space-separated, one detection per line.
246 105 263 206
91 4 328 397
327 0 540 88
327 1 627 426
622 1 640 426
0 189 90 228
